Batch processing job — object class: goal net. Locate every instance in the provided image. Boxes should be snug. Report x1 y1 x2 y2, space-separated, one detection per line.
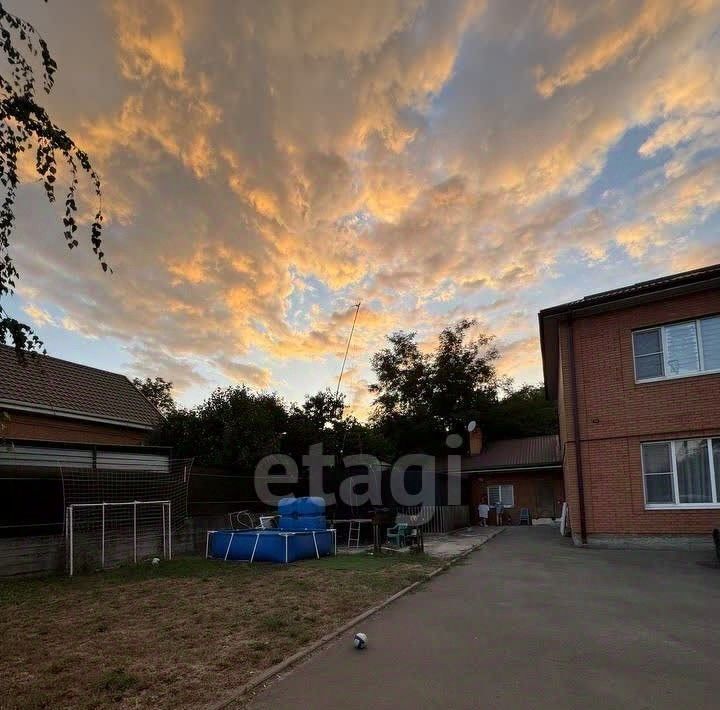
62 458 192 575
66 500 170 576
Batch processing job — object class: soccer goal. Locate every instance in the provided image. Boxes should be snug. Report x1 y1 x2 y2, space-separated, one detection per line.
65 500 171 576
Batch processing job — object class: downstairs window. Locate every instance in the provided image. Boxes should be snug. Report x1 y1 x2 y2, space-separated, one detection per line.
487 484 514 508
642 438 720 507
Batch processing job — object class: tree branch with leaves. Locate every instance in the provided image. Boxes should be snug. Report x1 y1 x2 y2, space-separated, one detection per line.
0 0 107 356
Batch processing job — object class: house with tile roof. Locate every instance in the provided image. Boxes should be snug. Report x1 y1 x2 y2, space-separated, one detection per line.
441 429 564 525
0 345 161 446
0 347 177 574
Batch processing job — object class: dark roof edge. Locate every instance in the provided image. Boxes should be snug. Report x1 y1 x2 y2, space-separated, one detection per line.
463 463 562 473
539 263 720 319
0 399 155 430
437 462 562 474
538 263 720 400
124 375 165 422
4 438 171 454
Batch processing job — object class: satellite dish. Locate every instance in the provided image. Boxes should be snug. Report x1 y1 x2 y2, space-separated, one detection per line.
467 420 477 432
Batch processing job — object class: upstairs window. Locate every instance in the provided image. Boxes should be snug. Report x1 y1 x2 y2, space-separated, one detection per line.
633 315 720 382
700 316 720 371
633 328 663 379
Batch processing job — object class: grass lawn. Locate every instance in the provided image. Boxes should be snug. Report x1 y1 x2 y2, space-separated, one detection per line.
0 552 438 709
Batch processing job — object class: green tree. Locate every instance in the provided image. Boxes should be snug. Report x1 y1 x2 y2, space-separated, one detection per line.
297 388 344 431
197 386 289 469
429 318 504 433
369 319 503 454
369 330 431 420
150 383 393 471
132 377 176 417
150 407 204 461
0 1 106 354
152 386 289 469
486 383 558 440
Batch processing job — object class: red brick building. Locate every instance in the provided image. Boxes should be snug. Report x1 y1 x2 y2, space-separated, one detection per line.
462 429 564 525
539 264 720 548
1 346 170 554
0 347 188 575
1 345 161 446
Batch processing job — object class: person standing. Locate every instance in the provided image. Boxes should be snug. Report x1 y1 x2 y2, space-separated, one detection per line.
477 500 489 527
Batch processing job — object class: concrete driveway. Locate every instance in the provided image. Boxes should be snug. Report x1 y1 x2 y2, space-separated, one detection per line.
246 526 720 710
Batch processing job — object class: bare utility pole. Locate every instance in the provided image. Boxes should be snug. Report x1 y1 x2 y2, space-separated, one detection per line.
336 302 361 398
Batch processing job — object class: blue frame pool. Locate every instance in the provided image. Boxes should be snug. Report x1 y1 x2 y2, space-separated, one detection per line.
206 528 336 563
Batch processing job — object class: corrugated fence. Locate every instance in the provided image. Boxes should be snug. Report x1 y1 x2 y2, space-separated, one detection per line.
397 505 470 533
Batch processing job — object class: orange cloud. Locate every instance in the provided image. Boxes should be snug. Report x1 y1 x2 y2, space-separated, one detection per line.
535 0 712 98
215 357 272 389
112 0 187 81
12 0 720 413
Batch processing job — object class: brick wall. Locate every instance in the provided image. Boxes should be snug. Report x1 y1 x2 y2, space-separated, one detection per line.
4 410 149 446
557 288 720 540
470 471 564 524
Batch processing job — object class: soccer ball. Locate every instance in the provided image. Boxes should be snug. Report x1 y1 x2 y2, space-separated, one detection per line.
353 632 367 650
152 557 160 565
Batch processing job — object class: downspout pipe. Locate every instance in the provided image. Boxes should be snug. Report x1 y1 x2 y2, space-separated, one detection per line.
566 312 588 544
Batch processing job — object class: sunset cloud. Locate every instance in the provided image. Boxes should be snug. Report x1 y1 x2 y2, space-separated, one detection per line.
7 0 720 415
24 304 56 328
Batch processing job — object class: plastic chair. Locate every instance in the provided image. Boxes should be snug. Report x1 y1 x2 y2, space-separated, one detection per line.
519 508 531 526
387 523 410 547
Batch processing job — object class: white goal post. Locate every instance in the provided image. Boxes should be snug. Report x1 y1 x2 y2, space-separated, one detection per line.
66 500 171 576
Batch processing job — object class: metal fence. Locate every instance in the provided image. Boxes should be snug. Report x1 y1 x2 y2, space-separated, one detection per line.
397 505 470 533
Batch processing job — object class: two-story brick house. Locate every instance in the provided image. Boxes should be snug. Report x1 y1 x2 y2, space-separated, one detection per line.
539 263 720 548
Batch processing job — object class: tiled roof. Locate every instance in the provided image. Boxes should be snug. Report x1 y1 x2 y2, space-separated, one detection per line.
460 434 561 471
0 345 161 429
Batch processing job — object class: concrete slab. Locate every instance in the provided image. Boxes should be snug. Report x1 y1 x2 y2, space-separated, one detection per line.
422 526 503 558
246 526 720 710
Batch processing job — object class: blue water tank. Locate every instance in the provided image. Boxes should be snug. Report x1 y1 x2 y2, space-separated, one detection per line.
278 497 297 516
277 496 326 531
279 515 326 531
295 497 325 516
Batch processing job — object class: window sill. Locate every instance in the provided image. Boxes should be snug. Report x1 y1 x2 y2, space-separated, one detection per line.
636 368 720 385
645 503 720 510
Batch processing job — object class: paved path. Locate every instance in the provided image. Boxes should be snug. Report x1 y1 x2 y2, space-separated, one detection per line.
246 527 720 710
421 525 502 558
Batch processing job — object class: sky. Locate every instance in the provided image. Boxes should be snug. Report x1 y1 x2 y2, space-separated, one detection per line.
5 0 720 416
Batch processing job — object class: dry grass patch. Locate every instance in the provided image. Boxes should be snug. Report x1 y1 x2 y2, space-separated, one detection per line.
0 553 437 709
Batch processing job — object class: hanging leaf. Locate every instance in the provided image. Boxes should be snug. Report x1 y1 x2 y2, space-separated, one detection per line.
0 1 108 356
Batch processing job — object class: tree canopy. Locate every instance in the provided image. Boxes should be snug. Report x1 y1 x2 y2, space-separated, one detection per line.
369 320 558 456
369 319 507 455
148 320 556 468
132 377 176 417
150 386 390 469
0 1 106 354
485 383 558 441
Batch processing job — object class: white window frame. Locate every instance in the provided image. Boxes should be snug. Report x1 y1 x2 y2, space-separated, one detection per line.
632 315 720 384
487 484 514 508
642 438 720 510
